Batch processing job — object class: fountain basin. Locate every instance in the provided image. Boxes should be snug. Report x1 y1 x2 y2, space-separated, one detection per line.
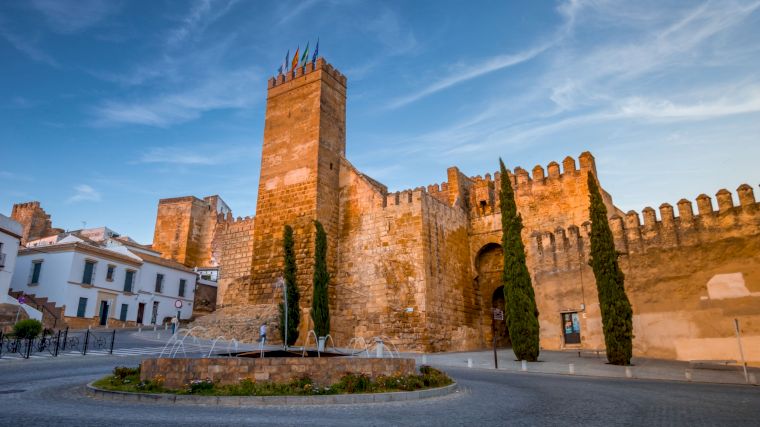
140 356 415 388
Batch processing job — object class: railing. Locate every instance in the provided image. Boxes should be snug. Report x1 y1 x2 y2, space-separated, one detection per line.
0 328 116 359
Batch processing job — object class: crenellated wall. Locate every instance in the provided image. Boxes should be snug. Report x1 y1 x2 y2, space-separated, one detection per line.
529 184 760 363
11 201 63 245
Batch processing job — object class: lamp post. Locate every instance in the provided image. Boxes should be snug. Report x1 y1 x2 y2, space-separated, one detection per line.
275 277 287 349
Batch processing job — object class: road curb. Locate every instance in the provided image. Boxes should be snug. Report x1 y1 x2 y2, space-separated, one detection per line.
85 382 459 406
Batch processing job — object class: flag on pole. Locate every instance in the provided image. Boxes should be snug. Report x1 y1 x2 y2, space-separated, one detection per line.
277 64 282 75
300 42 310 67
283 49 290 74
291 46 300 71
311 38 319 64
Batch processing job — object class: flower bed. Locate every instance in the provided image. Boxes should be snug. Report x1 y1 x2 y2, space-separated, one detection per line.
93 365 452 397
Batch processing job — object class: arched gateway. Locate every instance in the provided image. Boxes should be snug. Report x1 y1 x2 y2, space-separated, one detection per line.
475 243 511 347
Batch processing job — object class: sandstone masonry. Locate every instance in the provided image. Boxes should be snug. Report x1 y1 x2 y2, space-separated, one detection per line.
154 59 759 364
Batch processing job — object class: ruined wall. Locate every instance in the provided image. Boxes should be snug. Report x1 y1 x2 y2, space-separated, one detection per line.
151 196 227 268
531 184 760 364
216 215 255 307
11 201 63 245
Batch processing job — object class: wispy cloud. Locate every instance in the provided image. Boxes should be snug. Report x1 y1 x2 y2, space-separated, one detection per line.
137 144 257 165
0 22 58 67
92 67 261 127
66 184 101 203
166 0 239 47
31 0 120 33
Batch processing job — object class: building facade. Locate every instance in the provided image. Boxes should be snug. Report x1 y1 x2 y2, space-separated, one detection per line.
152 59 760 364
11 228 197 328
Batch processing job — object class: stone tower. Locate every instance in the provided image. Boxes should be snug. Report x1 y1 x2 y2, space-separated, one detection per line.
151 195 231 268
247 59 347 307
11 201 62 245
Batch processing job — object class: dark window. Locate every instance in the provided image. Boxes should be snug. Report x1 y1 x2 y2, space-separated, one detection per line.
155 273 164 293
178 279 186 297
77 297 88 317
124 270 134 293
83 260 96 285
119 304 129 322
106 265 115 281
31 261 43 284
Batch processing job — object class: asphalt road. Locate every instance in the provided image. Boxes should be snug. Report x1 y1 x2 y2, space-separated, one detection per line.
0 347 759 426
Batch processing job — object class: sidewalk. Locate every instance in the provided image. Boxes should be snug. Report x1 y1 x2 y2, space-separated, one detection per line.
408 348 760 386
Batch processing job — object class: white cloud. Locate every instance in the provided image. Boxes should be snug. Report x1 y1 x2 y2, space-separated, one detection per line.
31 0 119 33
92 67 261 127
66 184 101 203
166 0 240 47
0 23 58 67
137 144 257 165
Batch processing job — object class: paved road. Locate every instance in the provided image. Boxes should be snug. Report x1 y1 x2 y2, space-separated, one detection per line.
1 350 759 426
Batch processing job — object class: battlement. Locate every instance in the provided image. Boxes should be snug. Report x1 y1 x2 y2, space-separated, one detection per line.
267 58 347 90
12 201 42 209
531 183 759 272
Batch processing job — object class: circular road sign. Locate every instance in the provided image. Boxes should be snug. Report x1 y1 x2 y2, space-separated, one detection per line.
174 300 183 309
18 296 26 305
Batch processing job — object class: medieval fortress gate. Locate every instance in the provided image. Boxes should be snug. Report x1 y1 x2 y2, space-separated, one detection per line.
152 59 760 363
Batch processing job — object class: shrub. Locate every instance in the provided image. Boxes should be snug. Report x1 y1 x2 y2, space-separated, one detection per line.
499 159 540 362
333 373 373 393
113 366 140 380
587 172 633 365
311 220 330 337
419 366 452 388
13 319 43 339
188 378 214 394
136 374 165 392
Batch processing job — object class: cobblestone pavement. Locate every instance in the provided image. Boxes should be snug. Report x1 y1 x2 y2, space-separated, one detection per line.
1 352 759 426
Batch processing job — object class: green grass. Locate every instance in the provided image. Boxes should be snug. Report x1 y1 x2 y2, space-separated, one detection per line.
93 365 453 396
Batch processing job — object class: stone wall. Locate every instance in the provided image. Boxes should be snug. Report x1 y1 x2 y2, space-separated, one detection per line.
11 201 63 245
216 216 254 307
151 196 228 268
531 185 760 363
140 356 416 388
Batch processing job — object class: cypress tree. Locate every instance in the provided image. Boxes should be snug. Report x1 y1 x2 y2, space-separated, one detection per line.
311 220 330 337
499 159 540 362
279 225 300 346
587 172 633 365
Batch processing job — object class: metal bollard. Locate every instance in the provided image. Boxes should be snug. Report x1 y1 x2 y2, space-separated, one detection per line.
467 358 473 368
685 369 692 382
422 354 427 364
749 373 757 386
521 360 527 372
568 363 575 374
625 366 633 378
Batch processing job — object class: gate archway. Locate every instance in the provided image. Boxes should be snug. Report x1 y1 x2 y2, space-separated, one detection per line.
475 243 511 348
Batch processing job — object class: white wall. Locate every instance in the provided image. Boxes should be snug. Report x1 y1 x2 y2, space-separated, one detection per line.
0 214 22 300
133 261 196 324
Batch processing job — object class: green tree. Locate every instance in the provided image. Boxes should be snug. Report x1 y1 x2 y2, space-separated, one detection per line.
13 318 43 339
310 220 330 337
499 159 540 361
279 225 301 346
587 172 633 365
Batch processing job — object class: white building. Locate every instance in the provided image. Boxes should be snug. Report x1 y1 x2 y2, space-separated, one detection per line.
0 214 42 322
11 227 196 328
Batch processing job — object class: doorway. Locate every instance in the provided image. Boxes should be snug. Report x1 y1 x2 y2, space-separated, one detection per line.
99 301 109 326
136 303 145 324
492 286 511 347
562 312 581 345
151 301 159 325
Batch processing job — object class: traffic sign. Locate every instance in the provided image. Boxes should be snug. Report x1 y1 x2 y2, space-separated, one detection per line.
492 308 504 321
18 296 26 305
174 300 183 309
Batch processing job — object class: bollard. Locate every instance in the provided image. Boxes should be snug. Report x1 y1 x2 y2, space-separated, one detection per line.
422 354 427 364
521 360 527 372
138 326 142 333
157 332 161 340
749 373 757 386
568 363 575 375
625 366 633 378
467 358 473 368
153 325 157 332
685 369 692 382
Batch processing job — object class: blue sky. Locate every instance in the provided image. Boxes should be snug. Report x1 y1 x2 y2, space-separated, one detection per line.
1 0 759 244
